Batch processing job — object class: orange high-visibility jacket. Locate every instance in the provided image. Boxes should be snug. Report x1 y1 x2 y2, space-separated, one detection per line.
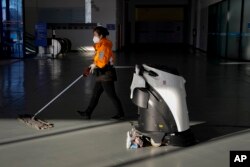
93 38 114 68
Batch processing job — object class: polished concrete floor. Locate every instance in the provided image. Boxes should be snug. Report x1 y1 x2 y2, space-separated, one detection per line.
0 46 250 167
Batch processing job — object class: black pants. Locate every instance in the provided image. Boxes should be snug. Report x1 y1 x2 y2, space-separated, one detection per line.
87 81 124 116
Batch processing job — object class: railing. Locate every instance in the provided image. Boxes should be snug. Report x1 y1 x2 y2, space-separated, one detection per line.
24 32 36 55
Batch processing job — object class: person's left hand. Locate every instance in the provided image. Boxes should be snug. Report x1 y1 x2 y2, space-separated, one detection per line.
89 63 96 74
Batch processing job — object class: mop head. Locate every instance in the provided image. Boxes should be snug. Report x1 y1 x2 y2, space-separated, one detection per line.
18 114 54 130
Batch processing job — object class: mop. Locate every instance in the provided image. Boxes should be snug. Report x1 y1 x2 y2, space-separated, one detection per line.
18 75 83 130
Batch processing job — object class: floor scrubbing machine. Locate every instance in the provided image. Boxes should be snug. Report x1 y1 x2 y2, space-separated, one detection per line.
129 64 196 147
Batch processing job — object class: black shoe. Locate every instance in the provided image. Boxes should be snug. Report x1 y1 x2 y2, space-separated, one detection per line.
111 114 125 120
77 110 91 120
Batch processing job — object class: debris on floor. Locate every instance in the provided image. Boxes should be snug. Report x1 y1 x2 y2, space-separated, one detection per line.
126 127 144 149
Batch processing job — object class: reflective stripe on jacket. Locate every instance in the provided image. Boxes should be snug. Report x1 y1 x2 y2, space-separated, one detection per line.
93 38 114 68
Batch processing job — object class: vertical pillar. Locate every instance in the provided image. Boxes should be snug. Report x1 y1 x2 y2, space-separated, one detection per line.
85 0 91 23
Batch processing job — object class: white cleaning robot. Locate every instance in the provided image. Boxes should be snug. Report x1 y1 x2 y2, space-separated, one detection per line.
129 64 195 147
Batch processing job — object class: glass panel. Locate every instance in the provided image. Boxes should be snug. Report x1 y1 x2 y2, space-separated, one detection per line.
227 0 242 59
217 1 228 58
2 0 6 21
241 0 250 60
208 4 218 56
0 1 2 58
1 0 24 58
135 7 184 44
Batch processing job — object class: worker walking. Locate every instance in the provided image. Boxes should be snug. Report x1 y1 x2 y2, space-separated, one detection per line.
77 26 124 120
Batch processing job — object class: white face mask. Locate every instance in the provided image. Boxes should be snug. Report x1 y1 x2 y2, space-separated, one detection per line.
93 36 100 43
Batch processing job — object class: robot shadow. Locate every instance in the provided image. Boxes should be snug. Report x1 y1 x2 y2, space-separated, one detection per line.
190 122 249 144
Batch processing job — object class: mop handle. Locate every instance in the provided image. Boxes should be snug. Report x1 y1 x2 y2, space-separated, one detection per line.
32 75 83 119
